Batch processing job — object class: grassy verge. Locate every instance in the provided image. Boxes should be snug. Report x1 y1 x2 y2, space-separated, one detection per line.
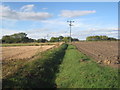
2 42 57 47
3 44 68 88
55 44 119 88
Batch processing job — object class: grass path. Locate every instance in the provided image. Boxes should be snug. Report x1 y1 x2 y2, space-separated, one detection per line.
55 44 119 88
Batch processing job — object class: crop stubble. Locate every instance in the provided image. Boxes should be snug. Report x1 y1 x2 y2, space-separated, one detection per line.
1 45 58 78
2 45 55 61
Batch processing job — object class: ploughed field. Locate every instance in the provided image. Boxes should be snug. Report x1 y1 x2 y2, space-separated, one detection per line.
72 41 120 67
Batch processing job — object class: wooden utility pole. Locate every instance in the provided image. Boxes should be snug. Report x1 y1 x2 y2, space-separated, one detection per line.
67 20 74 43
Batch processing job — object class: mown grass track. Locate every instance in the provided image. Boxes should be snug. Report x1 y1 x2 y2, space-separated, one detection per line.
55 44 119 88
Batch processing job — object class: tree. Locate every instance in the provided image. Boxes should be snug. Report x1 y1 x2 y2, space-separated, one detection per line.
86 35 116 41
99 35 108 40
2 32 34 43
86 36 93 41
72 38 79 41
49 36 79 42
62 37 72 42
2 35 13 43
37 39 48 43
108 37 117 41
58 36 64 41
50 37 59 42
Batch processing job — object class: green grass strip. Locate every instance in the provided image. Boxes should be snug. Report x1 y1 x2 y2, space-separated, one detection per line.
3 44 68 88
55 44 119 88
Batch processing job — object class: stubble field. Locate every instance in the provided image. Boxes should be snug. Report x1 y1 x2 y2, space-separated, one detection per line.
1 44 58 78
2 45 55 61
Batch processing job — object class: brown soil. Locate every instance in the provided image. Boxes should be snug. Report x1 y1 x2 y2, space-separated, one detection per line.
1 45 57 78
2 45 55 61
72 41 120 68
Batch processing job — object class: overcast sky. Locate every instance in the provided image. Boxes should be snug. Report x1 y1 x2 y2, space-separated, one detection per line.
0 2 118 40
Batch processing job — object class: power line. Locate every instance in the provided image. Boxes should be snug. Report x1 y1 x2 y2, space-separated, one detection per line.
67 20 74 43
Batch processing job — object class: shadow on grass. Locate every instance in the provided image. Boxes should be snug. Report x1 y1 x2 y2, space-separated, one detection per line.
81 57 91 61
2 44 68 88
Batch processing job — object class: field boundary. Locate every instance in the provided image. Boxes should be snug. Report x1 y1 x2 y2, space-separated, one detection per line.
55 44 119 88
2 44 68 88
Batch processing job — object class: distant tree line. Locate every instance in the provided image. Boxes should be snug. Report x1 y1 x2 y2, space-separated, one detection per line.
86 35 117 41
1 33 117 43
50 36 79 42
1 33 79 43
37 38 48 43
1 33 35 43
1 33 49 43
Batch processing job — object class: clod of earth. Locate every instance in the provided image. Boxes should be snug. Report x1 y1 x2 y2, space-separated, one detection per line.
114 60 120 64
97 60 102 64
114 56 119 60
104 60 111 65
98 54 101 57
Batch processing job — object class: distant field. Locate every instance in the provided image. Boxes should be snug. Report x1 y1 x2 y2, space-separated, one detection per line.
2 45 55 61
72 41 120 68
1 42 62 47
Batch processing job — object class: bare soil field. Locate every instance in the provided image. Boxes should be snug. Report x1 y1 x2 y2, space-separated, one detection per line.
72 41 120 68
1 42 64 78
2 45 55 61
1 45 57 78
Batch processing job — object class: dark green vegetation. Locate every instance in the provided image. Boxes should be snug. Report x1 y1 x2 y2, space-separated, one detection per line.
37 38 48 43
3 44 68 88
1 32 79 44
2 33 35 43
86 35 117 41
1 32 48 43
55 45 119 88
50 36 79 42
1 32 118 44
